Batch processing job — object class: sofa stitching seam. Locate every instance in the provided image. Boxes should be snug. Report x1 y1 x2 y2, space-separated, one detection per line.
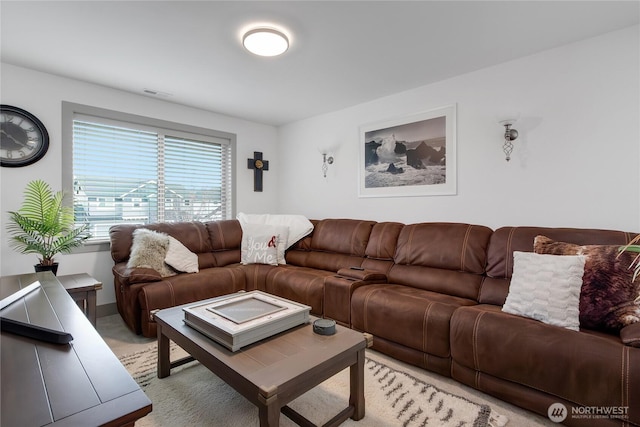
353 221 365 255
376 223 387 258
461 224 471 272
422 302 433 354
362 288 380 332
472 311 485 372
164 279 176 306
351 222 358 255
141 291 151 322
405 225 415 265
215 221 225 250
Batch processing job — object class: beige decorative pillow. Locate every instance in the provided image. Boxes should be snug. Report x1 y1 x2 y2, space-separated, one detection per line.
127 229 176 277
534 235 640 331
240 223 288 266
503 251 585 331
165 236 199 273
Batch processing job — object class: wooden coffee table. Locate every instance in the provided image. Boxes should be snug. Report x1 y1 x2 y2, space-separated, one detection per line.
154 299 366 427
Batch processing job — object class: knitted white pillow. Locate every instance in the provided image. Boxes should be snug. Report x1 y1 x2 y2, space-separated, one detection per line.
165 236 199 273
502 251 586 331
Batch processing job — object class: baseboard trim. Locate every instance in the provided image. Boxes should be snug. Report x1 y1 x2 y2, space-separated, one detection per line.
97 303 118 318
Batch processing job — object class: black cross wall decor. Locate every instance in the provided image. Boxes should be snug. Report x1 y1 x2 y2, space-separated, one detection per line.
247 151 269 192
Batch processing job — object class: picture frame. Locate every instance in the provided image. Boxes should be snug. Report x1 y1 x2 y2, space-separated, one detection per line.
358 104 456 198
183 291 311 352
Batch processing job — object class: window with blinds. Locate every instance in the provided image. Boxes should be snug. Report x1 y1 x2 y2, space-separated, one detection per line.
69 111 234 242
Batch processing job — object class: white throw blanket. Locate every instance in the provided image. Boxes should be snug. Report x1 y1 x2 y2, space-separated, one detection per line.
237 213 314 249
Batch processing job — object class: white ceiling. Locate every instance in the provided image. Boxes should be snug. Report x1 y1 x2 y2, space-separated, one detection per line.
1 1 638 126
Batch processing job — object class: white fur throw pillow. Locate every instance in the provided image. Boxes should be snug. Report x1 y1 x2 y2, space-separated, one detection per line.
502 251 586 331
165 236 199 273
240 223 289 266
127 229 176 277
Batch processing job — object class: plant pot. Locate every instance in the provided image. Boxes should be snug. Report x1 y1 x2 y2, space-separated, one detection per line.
35 263 59 276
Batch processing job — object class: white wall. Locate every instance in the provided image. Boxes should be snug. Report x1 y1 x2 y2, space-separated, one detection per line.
0 64 279 306
2 25 638 309
276 26 640 233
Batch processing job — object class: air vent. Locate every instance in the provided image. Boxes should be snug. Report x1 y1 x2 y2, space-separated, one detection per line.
143 89 172 98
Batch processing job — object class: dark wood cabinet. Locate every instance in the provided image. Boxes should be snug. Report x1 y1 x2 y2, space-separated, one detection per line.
1 272 151 426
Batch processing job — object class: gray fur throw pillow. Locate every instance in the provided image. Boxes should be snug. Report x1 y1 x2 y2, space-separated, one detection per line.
127 228 176 277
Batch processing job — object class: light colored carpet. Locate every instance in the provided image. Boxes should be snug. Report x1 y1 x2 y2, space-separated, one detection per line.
119 343 507 427
97 314 554 427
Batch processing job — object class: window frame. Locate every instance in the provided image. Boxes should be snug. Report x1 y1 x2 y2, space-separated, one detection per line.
62 102 237 253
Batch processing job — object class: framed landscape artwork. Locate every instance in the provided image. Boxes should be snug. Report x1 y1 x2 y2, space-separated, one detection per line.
358 104 456 198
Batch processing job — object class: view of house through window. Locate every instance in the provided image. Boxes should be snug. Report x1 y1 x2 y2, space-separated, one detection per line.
70 113 234 241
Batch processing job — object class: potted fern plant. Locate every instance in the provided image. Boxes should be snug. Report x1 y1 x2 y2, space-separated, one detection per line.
6 179 92 275
621 235 640 282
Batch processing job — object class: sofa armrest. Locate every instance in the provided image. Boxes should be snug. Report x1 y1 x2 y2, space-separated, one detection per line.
336 267 387 282
112 263 163 286
325 270 387 327
621 323 640 347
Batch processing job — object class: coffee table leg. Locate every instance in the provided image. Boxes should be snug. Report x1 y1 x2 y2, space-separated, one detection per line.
157 324 171 378
258 395 280 427
350 347 365 420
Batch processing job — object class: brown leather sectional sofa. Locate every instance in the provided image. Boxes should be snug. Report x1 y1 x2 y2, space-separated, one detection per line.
109 218 639 426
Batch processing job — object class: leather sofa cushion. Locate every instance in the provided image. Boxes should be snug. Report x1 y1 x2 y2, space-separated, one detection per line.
204 220 242 267
113 264 162 286
139 266 246 310
286 250 367 272
109 221 212 265
388 264 484 301
351 284 476 358
485 226 632 280
384 223 492 301
451 304 640 419
365 222 404 260
205 219 242 251
310 219 375 256
262 265 331 315
138 266 247 337
621 323 640 347
394 223 492 274
482 226 634 306
289 219 318 251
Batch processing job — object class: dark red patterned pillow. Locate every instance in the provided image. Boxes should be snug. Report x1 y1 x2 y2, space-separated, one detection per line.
534 235 640 332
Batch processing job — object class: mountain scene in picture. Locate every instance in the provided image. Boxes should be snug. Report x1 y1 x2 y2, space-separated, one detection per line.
364 115 446 189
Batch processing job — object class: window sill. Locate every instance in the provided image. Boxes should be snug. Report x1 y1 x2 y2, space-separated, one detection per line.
71 240 110 254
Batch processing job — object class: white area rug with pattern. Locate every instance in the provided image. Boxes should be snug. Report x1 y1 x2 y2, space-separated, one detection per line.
119 344 507 427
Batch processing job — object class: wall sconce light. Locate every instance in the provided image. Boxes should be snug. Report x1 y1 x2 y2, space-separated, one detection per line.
322 153 334 178
499 119 519 161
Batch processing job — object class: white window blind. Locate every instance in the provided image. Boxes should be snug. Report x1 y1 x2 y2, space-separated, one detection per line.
71 116 233 241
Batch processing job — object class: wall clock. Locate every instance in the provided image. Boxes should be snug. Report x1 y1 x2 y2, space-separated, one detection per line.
1 105 50 167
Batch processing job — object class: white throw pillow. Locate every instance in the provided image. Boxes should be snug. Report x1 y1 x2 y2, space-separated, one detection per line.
127 229 177 277
165 236 199 273
502 251 586 331
237 212 313 249
240 223 289 266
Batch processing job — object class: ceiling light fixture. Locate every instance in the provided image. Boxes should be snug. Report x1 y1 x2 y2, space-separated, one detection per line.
242 27 289 57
